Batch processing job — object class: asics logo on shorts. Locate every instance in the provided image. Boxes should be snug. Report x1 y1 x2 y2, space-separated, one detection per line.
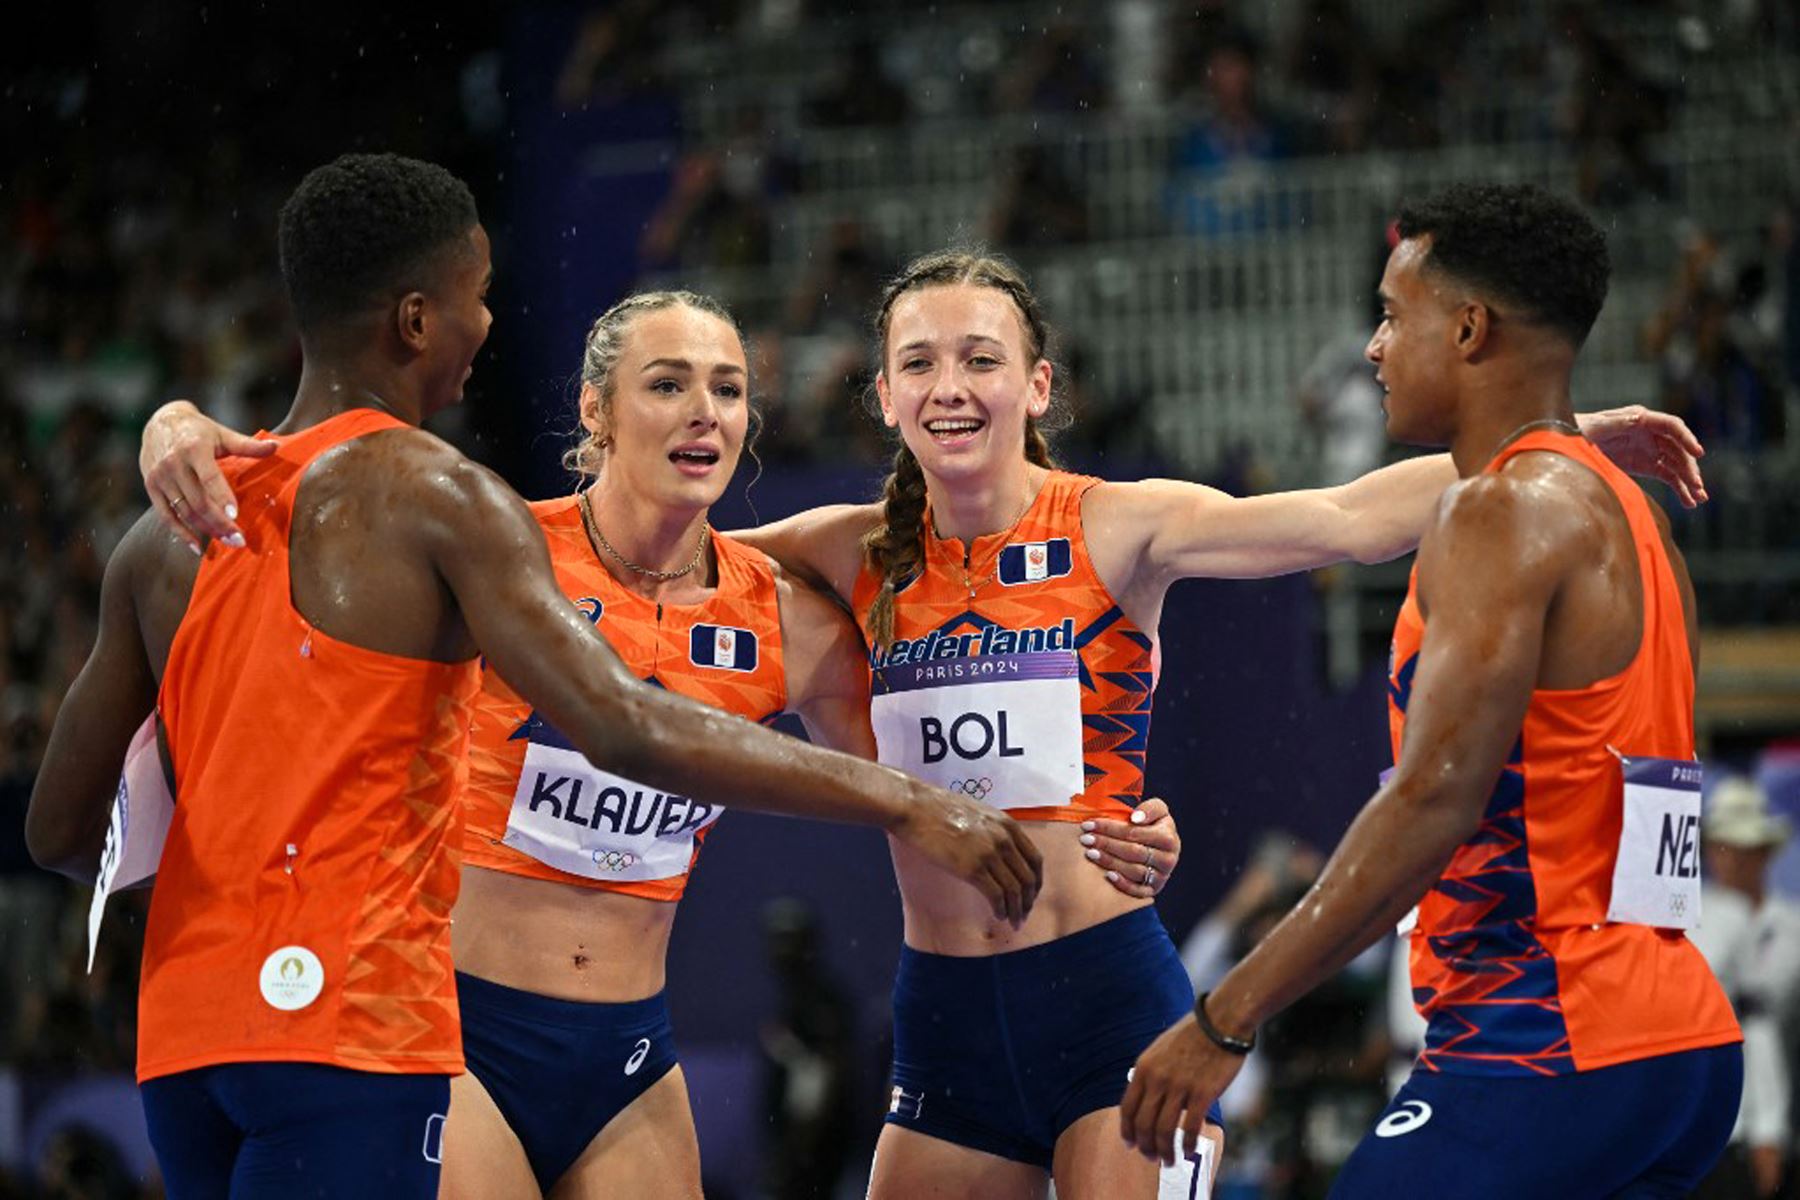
590 849 638 872
624 1037 651 1076
949 778 994 801
1374 1099 1433 1138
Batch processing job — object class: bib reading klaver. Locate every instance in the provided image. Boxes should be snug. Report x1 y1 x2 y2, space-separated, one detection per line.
871 651 1085 810
503 740 721 883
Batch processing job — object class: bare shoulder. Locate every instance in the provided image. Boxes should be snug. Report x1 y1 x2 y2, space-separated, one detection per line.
733 500 882 601
1424 454 1603 570
768 557 869 698
769 558 862 648
308 425 524 527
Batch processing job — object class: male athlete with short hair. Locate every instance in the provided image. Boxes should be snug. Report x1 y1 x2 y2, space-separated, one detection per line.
25 152 1041 1198
1122 183 1743 1197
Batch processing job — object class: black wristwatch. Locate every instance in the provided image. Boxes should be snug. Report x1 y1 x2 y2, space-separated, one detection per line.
1194 990 1256 1055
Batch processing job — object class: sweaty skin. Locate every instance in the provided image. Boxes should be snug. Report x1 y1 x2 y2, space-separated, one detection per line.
27 234 1043 931
1118 230 1710 1166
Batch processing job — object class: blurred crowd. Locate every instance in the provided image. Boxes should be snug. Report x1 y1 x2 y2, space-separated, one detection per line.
1 0 1797 1195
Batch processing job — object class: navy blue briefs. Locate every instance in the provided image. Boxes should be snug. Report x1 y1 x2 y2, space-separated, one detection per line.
885 906 1222 1169
457 970 679 1192
1331 1042 1743 1198
141 1062 449 1199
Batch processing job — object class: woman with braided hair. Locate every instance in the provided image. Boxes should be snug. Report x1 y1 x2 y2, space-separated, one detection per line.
135 284 1182 1199
729 248 1707 1198
141 250 1704 1198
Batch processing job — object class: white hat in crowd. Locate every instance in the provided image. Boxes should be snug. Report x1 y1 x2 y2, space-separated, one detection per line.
1703 776 1792 849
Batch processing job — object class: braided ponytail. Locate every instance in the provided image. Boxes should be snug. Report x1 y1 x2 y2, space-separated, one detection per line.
860 442 929 650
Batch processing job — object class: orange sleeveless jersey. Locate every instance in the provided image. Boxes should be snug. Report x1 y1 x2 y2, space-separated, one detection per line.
461 498 787 901
144 409 480 1083
853 471 1153 822
1388 430 1739 1077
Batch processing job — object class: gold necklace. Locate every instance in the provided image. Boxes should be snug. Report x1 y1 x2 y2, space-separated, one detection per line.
577 490 709 582
941 480 1038 599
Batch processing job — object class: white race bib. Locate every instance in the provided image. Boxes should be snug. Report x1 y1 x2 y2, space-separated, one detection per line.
870 651 1084 810
1606 753 1702 929
503 741 721 883
1158 1127 1216 1200
87 715 174 972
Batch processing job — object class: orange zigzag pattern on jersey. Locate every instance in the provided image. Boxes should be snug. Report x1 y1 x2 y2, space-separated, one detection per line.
340 689 470 1062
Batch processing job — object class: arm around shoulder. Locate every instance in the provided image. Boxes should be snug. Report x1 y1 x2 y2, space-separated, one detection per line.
1089 457 1455 592
776 566 877 758
729 503 878 606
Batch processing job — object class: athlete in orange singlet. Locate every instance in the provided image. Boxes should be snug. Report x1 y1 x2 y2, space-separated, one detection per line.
731 251 1702 1200
132 290 1175 1200
24 155 1043 1199
140 240 1704 1198
1122 184 1741 1198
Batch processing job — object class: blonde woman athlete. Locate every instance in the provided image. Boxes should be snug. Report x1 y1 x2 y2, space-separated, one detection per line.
139 289 1183 1199
145 254 1702 1200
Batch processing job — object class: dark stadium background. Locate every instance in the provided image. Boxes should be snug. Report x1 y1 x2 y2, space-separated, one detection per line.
2 2 1795 1196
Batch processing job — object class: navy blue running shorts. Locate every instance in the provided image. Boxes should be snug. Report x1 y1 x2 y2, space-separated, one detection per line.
456 970 679 1192
140 1061 449 1199
885 906 1223 1168
1331 1042 1743 1198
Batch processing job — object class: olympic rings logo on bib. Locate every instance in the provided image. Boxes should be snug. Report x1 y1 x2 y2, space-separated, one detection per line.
950 778 995 801
589 849 639 873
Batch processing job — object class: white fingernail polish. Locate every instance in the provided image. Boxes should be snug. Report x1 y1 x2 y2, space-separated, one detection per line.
226 504 238 520
1081 820 1095 832
1131 810 1146 824
225 533 246 549
1079 833 1096 847
1085 848 1100 861
1106 871 1119 882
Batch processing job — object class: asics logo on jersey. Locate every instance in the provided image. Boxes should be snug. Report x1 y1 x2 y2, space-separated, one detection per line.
624 1038 651 1076
1374 1099 1433 1138
950 778 995 801
590 849 639 872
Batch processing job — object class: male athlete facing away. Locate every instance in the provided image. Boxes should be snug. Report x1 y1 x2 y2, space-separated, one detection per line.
1122 184 1741 1198
26 153 1040 1199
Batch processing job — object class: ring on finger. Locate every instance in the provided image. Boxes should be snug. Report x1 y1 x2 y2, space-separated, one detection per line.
169 495 187 510
1144 866 1157 889
1143 845 1156 868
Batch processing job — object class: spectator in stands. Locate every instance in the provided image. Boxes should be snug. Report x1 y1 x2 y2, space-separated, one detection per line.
785 219 886 337
1281 0 1379 152
989 145 1090 248
759 898 856 1200
1168 30 1294 236
641 144 774 271
991 18 1109 117
1691 777 1800 1200
1551 2 1674 206
806 37 910 129
554 0 669 108
1182 832 1392 1196
1644 230 1787 452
